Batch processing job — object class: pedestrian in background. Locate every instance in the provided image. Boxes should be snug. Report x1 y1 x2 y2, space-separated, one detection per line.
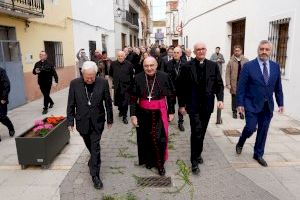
33 51 58 115
0 67 15 141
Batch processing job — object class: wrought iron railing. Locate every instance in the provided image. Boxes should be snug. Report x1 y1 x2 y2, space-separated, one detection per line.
125 10 139 27
0 0 44 16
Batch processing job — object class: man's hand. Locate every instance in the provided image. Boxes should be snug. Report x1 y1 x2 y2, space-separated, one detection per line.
278 107 284 114
237 106 245 115
0 100 6 104
68 126 74 133
179 107 186 115
107 123 113 129
131 116 139 127
217 101 224 109
168 114 175 122
226 85 231 90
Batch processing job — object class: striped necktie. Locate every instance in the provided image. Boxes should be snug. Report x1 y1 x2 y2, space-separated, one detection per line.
263 62 269 84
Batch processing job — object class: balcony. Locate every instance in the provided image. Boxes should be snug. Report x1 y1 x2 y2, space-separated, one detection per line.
122 10 139 31
0 0 44 18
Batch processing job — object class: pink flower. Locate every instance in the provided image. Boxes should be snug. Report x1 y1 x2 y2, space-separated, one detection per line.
44 124 54 130
33 125 44 132
34 120 44 126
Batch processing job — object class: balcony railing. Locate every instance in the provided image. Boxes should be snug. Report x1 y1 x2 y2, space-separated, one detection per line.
0 0 44 18
122 10 139 30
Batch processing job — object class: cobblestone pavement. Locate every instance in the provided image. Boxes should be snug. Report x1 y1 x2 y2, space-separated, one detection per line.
60 108 278 200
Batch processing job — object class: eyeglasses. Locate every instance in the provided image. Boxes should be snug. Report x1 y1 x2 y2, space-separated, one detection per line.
144 64 155 68
196 48 207 52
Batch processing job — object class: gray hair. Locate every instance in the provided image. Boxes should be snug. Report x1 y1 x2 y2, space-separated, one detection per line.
258 40 273 49
81 61 98 73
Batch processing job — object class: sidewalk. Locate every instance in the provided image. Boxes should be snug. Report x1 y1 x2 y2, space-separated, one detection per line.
0 89 300 200
0 88 85 200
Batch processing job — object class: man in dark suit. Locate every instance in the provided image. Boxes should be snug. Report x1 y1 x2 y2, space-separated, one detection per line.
177 42 224 175
67 61 113 189
164 47 185 131
33 51 58 114
236 40 284 167
0 67 15 141
109 51 134 124
161 47 174 71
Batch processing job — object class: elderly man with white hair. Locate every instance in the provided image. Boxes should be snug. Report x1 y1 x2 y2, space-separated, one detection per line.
109 51 134 124
67 61 113 189
130 57 176 176
177 42 224 175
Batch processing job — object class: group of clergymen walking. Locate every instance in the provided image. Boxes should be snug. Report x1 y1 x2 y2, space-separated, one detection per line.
0 39 284 190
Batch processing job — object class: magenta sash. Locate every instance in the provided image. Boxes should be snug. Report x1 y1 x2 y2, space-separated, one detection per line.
139 98 169 160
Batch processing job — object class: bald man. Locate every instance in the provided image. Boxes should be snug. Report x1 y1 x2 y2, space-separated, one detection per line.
130 56 176 176
177 42 224 175
109 51 134 124
164 47 186 131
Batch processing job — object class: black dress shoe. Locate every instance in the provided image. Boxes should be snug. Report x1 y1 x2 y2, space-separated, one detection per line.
192 164 200 175
123 117 128 124
158 167 166 176
197 156 203 164
236 144 243 155
239 113 245 120
92 176 103 189
253 157 268 167
42 109 48 115
49 103 54 109
9 130 15 137
178 124 185 132
233 112 238 119
145 164 152 169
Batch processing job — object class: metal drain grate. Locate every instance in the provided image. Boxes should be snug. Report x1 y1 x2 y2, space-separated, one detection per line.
280 128 300 135
136 176 171 187
223 129 241 137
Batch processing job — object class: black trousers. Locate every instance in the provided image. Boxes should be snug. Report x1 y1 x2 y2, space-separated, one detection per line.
39 84 53 109
189 112 211 165
177 109 184 124
118 105 128 118
0 103 14 131
81 121 104 177
231 94 237 113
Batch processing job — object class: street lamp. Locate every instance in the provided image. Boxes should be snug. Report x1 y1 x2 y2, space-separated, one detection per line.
116 7 122 17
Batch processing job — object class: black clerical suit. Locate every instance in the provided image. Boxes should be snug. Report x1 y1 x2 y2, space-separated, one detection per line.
109 60 134 118
33 60 58 110
177 59 224 165
67 77 113 177
0 67 14 139
164 59 184 125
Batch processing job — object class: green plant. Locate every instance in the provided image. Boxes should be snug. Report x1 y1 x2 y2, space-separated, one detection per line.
117 147 136 159
164 160 194 200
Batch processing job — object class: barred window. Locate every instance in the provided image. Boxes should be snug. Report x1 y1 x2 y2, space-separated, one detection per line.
44 41 64 68
268 18 290 76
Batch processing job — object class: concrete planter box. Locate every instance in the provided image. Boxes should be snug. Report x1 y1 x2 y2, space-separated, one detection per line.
15 118 70 169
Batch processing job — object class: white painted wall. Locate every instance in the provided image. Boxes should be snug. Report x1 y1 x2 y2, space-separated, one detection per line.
71 0 115 58
180 0 300 120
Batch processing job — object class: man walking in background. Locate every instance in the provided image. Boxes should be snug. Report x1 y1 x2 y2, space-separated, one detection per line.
33 51 58 115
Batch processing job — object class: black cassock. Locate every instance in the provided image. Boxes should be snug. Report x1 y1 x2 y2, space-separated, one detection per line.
109 60 134 117
130 71 175 169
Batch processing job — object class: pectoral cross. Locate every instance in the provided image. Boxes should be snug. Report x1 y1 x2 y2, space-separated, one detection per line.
147 95 152 102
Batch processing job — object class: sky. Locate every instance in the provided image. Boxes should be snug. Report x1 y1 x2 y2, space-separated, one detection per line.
152 0 166 20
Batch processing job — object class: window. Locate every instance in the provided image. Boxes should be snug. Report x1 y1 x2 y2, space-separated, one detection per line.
268 18 290 76
101 34 107 52
89 40 96 59
44 41 64 68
